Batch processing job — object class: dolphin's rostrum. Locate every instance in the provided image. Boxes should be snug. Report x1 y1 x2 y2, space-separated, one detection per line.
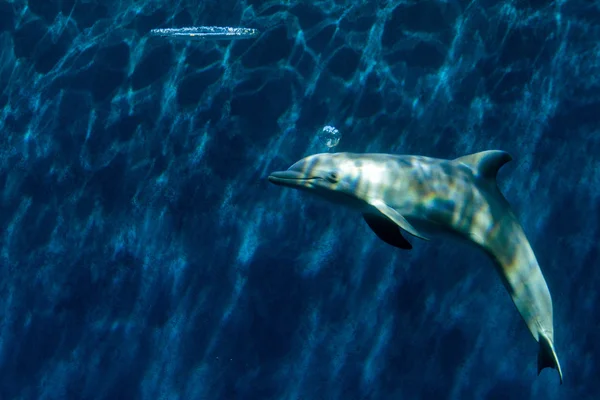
268 150 563 384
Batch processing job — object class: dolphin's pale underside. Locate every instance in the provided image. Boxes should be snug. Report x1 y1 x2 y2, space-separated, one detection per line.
268 150 563 383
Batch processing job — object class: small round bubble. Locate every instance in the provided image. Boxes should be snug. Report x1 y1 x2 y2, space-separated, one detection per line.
320 125 341 148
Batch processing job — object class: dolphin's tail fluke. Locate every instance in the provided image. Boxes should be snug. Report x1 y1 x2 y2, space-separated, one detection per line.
537 331 563 384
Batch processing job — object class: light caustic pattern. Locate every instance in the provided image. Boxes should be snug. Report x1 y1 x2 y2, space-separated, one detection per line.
0 0 599 399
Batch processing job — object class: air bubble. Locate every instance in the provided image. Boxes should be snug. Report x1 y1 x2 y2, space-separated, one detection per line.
319 125 341 148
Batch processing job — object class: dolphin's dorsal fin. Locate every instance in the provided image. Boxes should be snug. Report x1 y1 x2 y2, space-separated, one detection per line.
454 150 512 182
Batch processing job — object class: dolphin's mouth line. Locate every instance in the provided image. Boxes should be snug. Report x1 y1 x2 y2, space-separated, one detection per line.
273 177 319 181
267 177 320 185
267 171 322 186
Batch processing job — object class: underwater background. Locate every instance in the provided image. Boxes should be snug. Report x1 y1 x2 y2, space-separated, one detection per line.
1 0 599 399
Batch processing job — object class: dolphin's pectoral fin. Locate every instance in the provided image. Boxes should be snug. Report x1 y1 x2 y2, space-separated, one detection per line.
538 331 563 384
363 213 412 250
453 150 512 181
367 199 429 241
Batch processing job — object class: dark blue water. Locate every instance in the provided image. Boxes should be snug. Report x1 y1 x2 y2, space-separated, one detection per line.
1 0 598 399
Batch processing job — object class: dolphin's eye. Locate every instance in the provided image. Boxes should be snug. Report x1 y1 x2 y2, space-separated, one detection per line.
327 172 339 183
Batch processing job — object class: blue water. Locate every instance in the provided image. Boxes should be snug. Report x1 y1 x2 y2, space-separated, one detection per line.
1 0 599 399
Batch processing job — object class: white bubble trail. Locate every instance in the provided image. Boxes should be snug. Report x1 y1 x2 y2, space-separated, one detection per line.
149 26 260 41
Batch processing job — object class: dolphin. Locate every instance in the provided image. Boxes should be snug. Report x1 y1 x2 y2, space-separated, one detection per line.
268 150 562 383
